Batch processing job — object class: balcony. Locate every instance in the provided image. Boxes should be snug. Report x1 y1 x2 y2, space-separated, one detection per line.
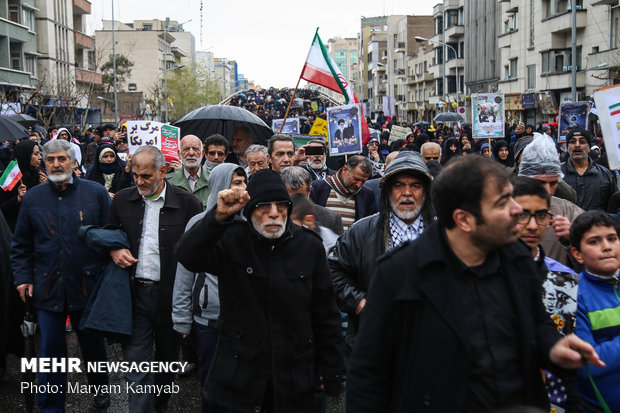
395 42 406 54
74 31 93 49
588 48 618 69
445 57 464 72
72 0 91 15
76 68 102 84
428 63 442 79
498 29 518 48
444 25 464 41
543 10 587 34
591 0 617 4
542 71 585 90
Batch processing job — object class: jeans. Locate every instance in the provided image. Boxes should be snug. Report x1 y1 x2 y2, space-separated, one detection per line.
195 322 218 413
36 308 108 413
122 284 180 413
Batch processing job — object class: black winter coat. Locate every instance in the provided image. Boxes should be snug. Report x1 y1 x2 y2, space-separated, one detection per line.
175 208 345 413
109 184 202 322
346 222 561 412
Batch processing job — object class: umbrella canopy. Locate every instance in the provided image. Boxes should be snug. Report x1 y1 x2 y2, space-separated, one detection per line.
434 112 464 123
0 117 30 142
2 113 38 127
173 105 274 145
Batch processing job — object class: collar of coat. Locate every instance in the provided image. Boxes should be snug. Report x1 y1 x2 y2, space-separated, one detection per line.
126 184 183 209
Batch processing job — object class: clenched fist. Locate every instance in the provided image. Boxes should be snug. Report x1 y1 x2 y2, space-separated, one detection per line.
215 187 250 222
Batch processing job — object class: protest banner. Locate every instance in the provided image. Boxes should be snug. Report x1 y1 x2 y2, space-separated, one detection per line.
311 102 319 112
309 117 328 137
290 134 322 148
127 121 180 163
472 94 505 138
327 104 363 156
272 118 300 134
558 101 591 143
389 125 409 142
593 84 620 170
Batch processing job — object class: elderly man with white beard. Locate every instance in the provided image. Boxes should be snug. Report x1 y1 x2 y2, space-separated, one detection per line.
175 168 345 412
329 151 435 354
167 134 211 210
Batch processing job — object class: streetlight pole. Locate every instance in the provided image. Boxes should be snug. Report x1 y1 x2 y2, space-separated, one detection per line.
571 0 577 102
415 36 460 110
111 0 118 127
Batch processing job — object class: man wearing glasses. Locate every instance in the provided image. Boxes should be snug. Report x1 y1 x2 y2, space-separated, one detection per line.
561 127 616 211
512 176 581 413
175 168 344 412
203 134 229 171
167 134 211 210
518 134 584 269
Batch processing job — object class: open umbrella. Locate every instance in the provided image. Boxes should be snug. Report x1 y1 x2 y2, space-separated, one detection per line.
434 112 464 123
20 295 37 412
2 113 38 127
173 105 274 145
0 117 30 142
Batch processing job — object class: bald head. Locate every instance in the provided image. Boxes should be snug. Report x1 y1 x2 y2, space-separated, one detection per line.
421 142 441 163
385 151 400 168
180 134 203 171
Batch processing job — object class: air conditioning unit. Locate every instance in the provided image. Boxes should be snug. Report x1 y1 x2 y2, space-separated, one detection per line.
563 65 571 71
506 75 511 79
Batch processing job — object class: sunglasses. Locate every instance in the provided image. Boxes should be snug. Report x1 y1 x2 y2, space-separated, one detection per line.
208 151 226 157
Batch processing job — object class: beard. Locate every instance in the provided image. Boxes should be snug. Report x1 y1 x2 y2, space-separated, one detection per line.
47 168 72 184
309 158 326 171
182 156 202 169
390 196 424 222
251 216 286 239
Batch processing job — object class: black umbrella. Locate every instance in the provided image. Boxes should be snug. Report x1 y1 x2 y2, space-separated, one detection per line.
173 105 274 145
434 112 464 123
0 117 30 142
2 113 38 127
20 294 37 412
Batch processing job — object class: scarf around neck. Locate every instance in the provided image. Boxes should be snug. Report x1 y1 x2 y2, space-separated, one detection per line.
326 168 358 198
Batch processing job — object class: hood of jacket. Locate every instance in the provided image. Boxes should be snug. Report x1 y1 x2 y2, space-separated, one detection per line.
206 163 247 210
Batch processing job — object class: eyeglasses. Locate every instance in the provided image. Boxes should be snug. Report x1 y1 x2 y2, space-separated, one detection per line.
516 211 553 226
254 201 291 214
567 138 588 145
208 151 226 157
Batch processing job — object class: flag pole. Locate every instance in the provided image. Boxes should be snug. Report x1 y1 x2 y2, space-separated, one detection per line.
279 76 302 133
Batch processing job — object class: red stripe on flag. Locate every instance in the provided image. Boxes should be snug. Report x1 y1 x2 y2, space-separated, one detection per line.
300 64 342 94
3 171 22 191
610 109 620 117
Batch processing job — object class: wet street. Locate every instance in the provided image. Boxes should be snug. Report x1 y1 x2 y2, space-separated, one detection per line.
0 329 344 412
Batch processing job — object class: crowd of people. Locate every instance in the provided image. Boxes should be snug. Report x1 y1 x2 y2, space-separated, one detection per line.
0 107 619 413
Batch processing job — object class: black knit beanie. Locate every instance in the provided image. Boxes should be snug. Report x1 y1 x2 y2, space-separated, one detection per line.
243 169 291 220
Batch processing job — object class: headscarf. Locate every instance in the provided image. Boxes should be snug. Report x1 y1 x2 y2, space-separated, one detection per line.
493 139 514 167
13 140 40 189
441 137 461 166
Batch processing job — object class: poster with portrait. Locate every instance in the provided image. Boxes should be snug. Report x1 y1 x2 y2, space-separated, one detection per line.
272 118 300 134
593 84 620 170
126 120 180 163
472 94 505 138
327 104 363 156
558 102 591 143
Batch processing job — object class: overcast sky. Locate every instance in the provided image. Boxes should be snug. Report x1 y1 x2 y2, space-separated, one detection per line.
87 1 435 88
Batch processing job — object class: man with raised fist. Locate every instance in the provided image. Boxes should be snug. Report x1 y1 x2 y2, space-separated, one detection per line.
175 168 344 413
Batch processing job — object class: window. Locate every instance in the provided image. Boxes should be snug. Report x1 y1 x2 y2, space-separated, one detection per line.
509 58 517 78
529 0 535 47
541 48 582 74
334 50 347 77
22 8 34 31
435 17 443 34
446 10 459 28
143 23 152 31
9 4 19 23
436 48 443 65
446 43 458 60
88 51 96 71
527 65 536 89
11 51 21 70
128 83 137 91
25 55 36 76
350 50 357 65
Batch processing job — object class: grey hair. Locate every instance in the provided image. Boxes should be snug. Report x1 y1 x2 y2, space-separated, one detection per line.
133 145 165 170
280 166 312 191
245 144 268 159
42 139 75 162
421 142 442 156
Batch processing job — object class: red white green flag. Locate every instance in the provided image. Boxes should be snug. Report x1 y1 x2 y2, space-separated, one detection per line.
0 160 22 191
301 29 370 143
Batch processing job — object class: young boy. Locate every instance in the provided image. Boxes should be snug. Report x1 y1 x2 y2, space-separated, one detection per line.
570 210 620 412
513 177 581 412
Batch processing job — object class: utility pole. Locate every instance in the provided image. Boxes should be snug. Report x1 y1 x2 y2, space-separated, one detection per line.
164 17 170 123
571 0 577 102
112 0 118 127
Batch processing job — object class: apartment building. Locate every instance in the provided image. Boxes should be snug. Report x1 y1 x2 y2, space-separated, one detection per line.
0 0 38 105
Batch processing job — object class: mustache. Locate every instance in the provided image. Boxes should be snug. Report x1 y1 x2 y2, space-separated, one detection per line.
51 167 65 173
398 198 417 205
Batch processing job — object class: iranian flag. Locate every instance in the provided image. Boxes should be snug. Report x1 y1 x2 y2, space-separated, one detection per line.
301 29 370 144
0 160 22 191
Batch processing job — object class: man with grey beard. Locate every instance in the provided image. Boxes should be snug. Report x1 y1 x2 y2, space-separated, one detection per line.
175 168 345 412
11 139 112 411
167 134 211 210
329 151 434 353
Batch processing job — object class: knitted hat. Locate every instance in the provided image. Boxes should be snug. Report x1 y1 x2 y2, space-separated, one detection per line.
243 169 291 220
